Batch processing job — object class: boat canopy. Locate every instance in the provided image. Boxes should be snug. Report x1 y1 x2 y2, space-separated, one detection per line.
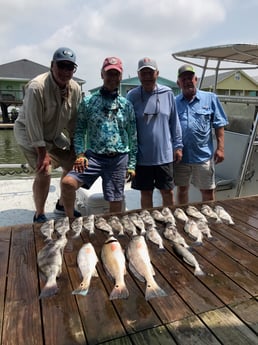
172 43 258 89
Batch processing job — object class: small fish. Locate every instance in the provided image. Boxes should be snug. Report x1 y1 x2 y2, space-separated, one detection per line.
83 214 95 235
127 235 167 300
121 215 137 236
146 226 164 250
201 204 222 223
129 213 146 235
186 206 208 223
40 219 55 242
184 219 203 245
163 223 190 248
54 216 70 238
161 207 176 226
101 236 129 300
174 208 189 223
151 209 166 223
139 210 156 227
197 220 213 239
108 216 124 236
214 205 235 224
37 236 67 298
71 216 83 238
172 243 205 276
95 216 113 235
72 243 99 296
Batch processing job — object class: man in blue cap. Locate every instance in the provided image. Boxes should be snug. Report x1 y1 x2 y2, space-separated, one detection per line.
14 47 82 222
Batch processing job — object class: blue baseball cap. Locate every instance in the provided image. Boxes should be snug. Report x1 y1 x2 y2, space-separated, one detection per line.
52 47 77 66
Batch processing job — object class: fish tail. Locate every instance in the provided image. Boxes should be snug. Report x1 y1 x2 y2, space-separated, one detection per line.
39 281 58 299
109 283 129 300
72 285 89 296
145 282 167 301
194 266 205 276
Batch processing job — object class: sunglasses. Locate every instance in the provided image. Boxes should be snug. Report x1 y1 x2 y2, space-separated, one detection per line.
56 61 77 72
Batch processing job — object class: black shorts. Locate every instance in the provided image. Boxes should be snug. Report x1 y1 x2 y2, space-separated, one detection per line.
132 163 174 191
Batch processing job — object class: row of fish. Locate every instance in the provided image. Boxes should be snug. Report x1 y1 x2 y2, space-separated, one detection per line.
38 234 167 301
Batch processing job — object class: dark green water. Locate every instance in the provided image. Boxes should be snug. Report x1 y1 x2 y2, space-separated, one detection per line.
0 129 25 164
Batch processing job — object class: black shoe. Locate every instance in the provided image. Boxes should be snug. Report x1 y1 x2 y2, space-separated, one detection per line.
33 213 48 223
54 199 81 217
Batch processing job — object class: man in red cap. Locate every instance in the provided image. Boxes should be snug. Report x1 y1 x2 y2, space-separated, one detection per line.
62 57 137 218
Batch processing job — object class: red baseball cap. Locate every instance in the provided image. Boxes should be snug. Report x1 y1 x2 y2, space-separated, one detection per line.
102 57 123 73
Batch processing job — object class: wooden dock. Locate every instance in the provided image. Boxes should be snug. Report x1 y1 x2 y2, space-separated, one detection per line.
0 196 258 345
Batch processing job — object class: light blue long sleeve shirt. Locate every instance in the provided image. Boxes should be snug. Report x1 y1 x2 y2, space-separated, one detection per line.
127 84 183 166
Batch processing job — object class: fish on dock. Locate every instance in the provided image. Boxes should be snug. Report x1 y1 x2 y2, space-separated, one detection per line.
197 220 213 239
146 226 164 250
129 213 146 235
40 219 55 242
163 223 190 248
54 216 70 238
184 219 203 245
121 215 137 236
72 242 99 296
101 236 129 300
151 209 166 223
174 208 189 223
139 209 156 227
71 216 83 238
172 243 205 276
108 215 124 236
214 205 235 224
95 216 113 235
127 235 167 301
83 214 95 235
161 207 176 226
37 236 67 299
186 206 208 223
201 204 222 223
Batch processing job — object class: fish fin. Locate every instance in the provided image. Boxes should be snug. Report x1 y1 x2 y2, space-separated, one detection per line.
109 283 129 300
145 282 167 301
129 263 145 282
194 267 205 276
39 281 58 299
183 257 195 267
93 268 99 277
72 286 89 296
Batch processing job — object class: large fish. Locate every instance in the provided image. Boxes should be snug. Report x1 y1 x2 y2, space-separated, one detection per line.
214 205 235 224
184 219 203 245
72 242 99 296
101 236 129 300
172 243 205 276
127 235 167 300
37 236 67 299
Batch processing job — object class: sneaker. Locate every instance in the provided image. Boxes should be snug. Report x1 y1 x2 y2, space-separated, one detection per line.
54 199 81 217
33 213 48 223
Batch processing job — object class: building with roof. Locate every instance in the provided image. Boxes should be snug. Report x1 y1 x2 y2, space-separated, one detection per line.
0 59 85 123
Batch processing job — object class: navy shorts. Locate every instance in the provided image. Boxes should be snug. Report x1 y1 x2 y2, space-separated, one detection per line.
132 163 174 191
67 150 128 202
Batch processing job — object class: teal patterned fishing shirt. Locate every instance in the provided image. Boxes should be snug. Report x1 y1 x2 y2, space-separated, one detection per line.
73 90 138 170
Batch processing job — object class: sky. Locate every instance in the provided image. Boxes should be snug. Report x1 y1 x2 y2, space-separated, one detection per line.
1 0 258 93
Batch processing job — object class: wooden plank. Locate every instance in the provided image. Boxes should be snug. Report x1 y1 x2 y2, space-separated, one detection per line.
0 227 11 345
130 325 177 345
192 240 258 297
200 306 258 344
101 336 133 345
2 225 43 345
167 315 221 345
34 224 87 345
230 298 258 335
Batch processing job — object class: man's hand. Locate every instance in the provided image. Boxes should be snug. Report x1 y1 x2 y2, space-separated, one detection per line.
126 169 135 183
174 149 183 163
73 156 88 173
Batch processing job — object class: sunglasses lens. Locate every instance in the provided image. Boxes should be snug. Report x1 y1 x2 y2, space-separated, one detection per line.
56 62 75 71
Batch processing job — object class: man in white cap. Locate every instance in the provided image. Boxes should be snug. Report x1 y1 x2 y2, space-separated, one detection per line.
62 57 137 218
127 57 183 208
175 64 228 203
14 47 82 223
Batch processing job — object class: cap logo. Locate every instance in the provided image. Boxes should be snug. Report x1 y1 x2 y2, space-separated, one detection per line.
108 57 118 65
62 50 74 58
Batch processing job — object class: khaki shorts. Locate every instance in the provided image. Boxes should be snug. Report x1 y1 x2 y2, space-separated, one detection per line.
173 160 215 190
18 144 76 172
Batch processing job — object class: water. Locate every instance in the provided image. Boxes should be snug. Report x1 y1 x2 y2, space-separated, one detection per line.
0 129 25 164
